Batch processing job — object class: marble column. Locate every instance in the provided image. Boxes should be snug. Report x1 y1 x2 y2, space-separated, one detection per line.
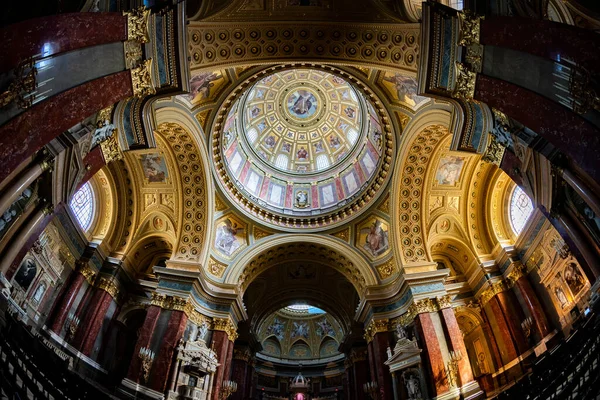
148 310 188 393
0 159 50 217
212 330 232 400
231 352 250 400
344 362 353 400
440 308 474 385
480 17 600 75
0 71 133 184
415 313 449 396
369 332 394 400
482 297 519 365
0 13 127 73
49 268 87 334
0 203 51 276
353 357 369 400
73 288 115 355
126 305 162 384
513 276 551 340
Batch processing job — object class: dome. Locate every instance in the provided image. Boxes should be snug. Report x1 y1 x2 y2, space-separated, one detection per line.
212 66 394 231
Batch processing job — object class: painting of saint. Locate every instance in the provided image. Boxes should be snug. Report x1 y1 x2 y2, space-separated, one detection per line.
358 218 390 258
291 321 309 339
282 142 292 153
297 147 308 160
266 318 286 340
316 318 335 337
139 154 168 183
264 135 276 149
344 107 356 119
314 141 324 153
14 258 37 290
214 218 245 257
382 73 428 108
250 106 261 119
187 71 223 103
287 90 318 118
331 76 345 85
329 135 340 149
564 263 585 295
436 156 465 186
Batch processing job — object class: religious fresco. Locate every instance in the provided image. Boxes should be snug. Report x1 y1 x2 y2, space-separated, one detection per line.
213 215 247 258
379 72 428 109
435 155 466 186
263 338 282 356
266 317 286 340
319 338 338 357
186 70 227 106
315 317 335 337
356 217 390 259
564 262 585 296
138 153 169 183
291 321 309 339
289 342 312 359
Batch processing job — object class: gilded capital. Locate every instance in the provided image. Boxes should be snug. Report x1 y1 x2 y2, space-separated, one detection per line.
478 280 507 306
505 262 526 288
457 10 482 46
482 134 506 167
130 59 156 98
212 317 238 342
364 318 389 343
78 262 97 284
436 295 452 309
408 298 438 316
124 6 150 43
100 130 122 164
452 62 476 101
97 277 120 301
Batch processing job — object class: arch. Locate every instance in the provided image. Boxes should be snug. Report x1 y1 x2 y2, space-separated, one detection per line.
391 106 453 266
87 168 117 246
486 168 516 246
429 236 479 279
262 337 282 357
224 234 378 293
122 234 174 277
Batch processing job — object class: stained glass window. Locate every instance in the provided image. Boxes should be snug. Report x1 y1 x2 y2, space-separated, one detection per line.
70 182 94 231
509 186 534 235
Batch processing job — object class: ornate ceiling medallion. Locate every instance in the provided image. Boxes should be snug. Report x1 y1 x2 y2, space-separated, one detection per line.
211 65 395 232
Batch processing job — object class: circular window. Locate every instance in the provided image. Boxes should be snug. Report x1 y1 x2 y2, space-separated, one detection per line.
70 182 94 231
509 185 533 235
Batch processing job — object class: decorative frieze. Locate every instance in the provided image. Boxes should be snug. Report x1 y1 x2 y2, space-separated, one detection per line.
212 317 238 342
151 293 194 316
482 134 506 166
452 62 476 100
130 59 156 98
124 6 150 43
457 10 482 47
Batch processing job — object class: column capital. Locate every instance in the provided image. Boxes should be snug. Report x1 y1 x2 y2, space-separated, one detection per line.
363 318 389 343
478 280 507 306
96 276 121 302
212 317 238 342
150 292 194 315
124 6 151 43
77 261 97 284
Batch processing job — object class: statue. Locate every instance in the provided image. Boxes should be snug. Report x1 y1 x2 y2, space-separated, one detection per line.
386 346 393 360
403 373 422 400
395 323 407 341
198 321 209 341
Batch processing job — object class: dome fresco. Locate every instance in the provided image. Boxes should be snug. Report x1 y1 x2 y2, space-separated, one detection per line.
215 67 393 230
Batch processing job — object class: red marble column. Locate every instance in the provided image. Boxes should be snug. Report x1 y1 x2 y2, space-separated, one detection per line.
77 146 106 191
514 277 551 340
0 71 133 184
370 332 394 400
353 358 369 400
483 298 518 365
49 270 86 334
415 313 449 396
231 357 249 400
496 291 528 354
475 75 600 185
0 13 128 73
212 330 232 400
149 310 188 393
127 305 161 383
73 289 115 355
480 17 600 75
440 308 474 385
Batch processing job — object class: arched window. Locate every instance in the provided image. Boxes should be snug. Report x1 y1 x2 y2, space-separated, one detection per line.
246 127 258 144
347 128 359 145
509 186 534 235
316 154 330 170
275 154 288 169
70 182 94 231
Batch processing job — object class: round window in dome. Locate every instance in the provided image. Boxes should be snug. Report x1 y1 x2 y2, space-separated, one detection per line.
509 185 534 235
70 182 95 231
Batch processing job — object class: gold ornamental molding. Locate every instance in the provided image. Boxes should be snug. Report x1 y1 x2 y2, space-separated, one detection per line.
392 312 415 329
376 258 396 280
364 318 390 343
78 262 97 284
189 309 212 326
188 22 420 73
457 10 483 47
436 295 452 309
131 59 156 98
452 62 476 100
330 228 350 242
233 348 252 362
349 348 368 364
96 277 120 301
212 317 238 342
481 134 506 167
124 6 151 43
124 40 143 70
478 280 507 306
151 293 194 316
505 262 526 288
253 227 273 241
100 132 123 164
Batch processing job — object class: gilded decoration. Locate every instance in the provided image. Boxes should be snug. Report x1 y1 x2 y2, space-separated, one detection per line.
376 258 396 280
96 277 120 301
436 295 452 309
465 44 484 74
131 59 156 98
158 123 208 262
212 317 238 341
214 194 228 212
207 257 227 278
124 40 143 70
330 228 350 242
189 310 212 326
397 125 448 264
505 263 526 288
482 134 506 167
100 133 123 164
377 193 390 214
364 318 390 343
452 62 476 101
478 280 507 306
378 72 429 110
457 10 482 47
253 227 272 240
78 262 97 284
0 57 37 110
408 298 438 316
124 6 150 43
151 293 194 315
392 312 414 329
188 23 420 72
